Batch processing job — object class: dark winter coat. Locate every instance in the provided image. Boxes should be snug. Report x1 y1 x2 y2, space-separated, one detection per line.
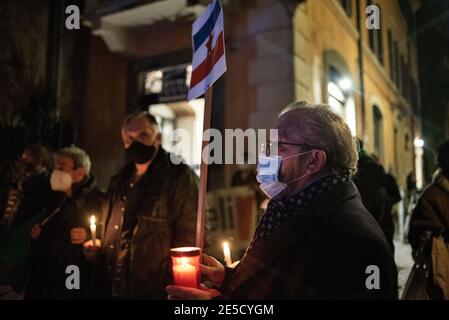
353 154 388 224
99 148 198 299
25 175 104 299
409 170 449 248
7 171 52 229
408 169 449 299
222 180 397 300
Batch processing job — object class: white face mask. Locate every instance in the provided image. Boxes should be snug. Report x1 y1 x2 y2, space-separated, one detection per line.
256 151 312 199
50 170 73 192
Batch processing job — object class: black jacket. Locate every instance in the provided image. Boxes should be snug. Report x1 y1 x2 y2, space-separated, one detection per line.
99 148 198 299
222 180 397 300
26 175 104 299
8 171 52 229
353 154 388 224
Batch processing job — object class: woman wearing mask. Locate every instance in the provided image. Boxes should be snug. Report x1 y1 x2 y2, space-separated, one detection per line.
26 146 103 300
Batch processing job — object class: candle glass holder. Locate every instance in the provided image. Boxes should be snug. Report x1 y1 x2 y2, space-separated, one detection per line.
170 247 201 288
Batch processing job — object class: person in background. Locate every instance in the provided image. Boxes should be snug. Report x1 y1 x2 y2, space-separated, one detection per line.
353 141 388 227
384 169 402 255
26 146 103 299
83 111 198 299
0 145 51 299
407 172 417 195
1 145 51 231
368 154 401 255
406 171 419 220
408 139 449 299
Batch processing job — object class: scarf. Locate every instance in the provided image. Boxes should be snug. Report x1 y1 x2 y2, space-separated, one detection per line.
248 173 350 249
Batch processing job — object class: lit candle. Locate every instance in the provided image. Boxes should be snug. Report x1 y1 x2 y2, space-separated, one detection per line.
90 215 96 247
172 257 198 288
223 242 232 267
170 247 201 288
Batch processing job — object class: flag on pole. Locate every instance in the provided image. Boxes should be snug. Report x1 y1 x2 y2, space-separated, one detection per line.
188 0 226 101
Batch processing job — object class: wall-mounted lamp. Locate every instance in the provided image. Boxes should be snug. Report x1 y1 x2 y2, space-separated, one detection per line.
338 78 352 91
414 138 424 148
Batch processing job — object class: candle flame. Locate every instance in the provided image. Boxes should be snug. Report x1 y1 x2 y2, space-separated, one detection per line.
180 257 189 266
223 242 229 250
90 215 96 225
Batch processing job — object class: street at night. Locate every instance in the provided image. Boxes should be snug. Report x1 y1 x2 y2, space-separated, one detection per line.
1 0 449 309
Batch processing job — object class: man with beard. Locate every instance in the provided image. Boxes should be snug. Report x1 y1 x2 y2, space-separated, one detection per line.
83 111 198 299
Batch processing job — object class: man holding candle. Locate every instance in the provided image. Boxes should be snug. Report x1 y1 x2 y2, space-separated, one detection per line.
83 111 198 299
26 146 104 299
167 101 397 300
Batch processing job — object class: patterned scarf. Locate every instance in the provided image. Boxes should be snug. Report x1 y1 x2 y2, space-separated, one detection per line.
248 173 350 249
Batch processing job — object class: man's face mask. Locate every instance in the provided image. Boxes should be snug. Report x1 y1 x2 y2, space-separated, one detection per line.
125 140 157 164
256 148 313 199
50 169 73 192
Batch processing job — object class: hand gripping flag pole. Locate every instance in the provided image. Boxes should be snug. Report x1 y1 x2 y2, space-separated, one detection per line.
188 0 227 251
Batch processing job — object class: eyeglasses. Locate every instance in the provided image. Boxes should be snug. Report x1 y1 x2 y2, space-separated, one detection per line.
261 141 313 156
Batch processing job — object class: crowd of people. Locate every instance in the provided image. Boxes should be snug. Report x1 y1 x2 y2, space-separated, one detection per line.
0 101 448 300
0 111 199 299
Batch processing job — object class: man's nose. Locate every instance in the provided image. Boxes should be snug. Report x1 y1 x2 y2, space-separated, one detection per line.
127 135 138 144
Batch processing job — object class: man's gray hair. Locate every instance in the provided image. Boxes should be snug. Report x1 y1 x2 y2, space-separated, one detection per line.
279 100 359 176
55 146 92 175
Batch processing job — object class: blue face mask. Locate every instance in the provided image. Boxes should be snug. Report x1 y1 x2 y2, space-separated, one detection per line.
256 151 312 199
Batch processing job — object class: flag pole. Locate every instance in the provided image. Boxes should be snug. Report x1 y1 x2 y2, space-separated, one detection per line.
196 86 213 251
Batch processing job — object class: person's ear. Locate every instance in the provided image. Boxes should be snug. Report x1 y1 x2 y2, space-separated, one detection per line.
73 167 86 183
306 150 327 174
121 128 128 147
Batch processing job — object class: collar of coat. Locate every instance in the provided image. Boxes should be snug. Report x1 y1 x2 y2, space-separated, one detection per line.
248 173 350 246
72 174 98 197
109 147 184 192
106 147 188 221
228 178 360 292
433 169 449 195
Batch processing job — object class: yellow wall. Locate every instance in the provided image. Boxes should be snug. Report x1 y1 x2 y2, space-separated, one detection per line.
293 0 421 188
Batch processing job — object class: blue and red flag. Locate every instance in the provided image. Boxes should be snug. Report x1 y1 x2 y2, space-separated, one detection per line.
188 0 227 101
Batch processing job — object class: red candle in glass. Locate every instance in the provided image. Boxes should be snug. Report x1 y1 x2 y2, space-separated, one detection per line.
170 247 201 288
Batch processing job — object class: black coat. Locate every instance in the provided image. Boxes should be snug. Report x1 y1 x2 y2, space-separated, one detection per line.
99 148 198 299
8 171 52 229
222 180 397 300
353 154 388 224
26 175 104 299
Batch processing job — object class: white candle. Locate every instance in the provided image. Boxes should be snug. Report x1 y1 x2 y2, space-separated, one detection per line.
90 215 96 246
223 242 232 267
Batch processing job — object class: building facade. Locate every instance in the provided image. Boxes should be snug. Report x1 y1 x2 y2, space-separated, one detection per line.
292 0 422 189
0 0 423 191
74 0 423 191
